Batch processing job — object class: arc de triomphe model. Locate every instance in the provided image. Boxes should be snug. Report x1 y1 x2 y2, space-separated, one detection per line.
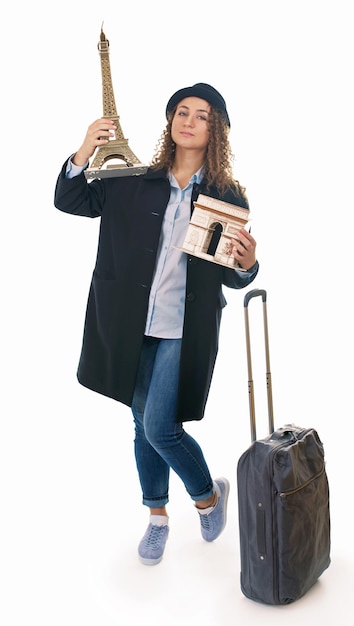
178 194 250 270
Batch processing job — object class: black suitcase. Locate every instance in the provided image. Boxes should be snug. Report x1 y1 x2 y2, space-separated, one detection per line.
237 289 331 605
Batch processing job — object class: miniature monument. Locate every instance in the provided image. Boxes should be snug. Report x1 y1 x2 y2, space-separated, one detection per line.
85 25 147 179
177 194 250 270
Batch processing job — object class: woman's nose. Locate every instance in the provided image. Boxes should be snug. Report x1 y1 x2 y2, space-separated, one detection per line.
184 115 194 126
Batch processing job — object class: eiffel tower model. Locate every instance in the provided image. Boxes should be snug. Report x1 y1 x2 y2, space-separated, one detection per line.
85 25 147 179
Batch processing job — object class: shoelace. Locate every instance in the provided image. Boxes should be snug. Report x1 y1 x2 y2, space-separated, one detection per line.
144 525 166 548
199 512 212 530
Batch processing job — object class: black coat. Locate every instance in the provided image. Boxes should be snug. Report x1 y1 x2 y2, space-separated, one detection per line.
54 160 258 422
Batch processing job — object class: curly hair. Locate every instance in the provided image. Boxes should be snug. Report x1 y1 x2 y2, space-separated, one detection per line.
150 105 247 198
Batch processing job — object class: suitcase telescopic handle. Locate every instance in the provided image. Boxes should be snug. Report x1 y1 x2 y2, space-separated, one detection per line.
244 288 267 307
244 289 274 441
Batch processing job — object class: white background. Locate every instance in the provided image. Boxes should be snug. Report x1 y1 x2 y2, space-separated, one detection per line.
1 1 353 624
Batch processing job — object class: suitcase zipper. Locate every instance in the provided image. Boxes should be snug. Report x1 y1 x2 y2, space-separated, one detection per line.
278 464 326 497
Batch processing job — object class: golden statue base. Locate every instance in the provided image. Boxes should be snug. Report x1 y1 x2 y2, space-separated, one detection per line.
85 164 148 180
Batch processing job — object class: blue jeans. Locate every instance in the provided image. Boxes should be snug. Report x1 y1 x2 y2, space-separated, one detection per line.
132 336 214 508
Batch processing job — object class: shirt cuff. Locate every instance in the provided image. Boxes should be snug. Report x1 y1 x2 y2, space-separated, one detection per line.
65 155 89 178
239 260 259 275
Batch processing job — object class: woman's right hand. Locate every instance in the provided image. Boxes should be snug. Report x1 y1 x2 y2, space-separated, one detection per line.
72 118 117 166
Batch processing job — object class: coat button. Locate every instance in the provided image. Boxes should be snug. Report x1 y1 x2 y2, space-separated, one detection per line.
186 292 195 302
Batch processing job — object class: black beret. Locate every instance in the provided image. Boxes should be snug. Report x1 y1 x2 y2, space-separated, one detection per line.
166 82 230 127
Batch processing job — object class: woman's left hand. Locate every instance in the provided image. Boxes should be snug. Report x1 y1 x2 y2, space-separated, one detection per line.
231 229 257 270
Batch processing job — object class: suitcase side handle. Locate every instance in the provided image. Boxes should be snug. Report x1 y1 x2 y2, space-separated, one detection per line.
244 288 274 441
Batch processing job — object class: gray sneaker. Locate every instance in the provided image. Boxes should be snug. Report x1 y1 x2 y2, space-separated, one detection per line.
138 523 169 565
198 478 230 542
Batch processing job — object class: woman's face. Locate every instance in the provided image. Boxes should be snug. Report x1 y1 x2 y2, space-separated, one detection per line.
171 97 210 152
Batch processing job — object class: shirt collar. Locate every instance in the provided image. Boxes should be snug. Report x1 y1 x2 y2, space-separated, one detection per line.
169 165 204 188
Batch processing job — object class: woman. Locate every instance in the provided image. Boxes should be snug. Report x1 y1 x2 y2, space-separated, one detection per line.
54 82 259 566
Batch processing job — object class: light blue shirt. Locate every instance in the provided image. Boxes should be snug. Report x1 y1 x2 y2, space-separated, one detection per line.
145 169 203 338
